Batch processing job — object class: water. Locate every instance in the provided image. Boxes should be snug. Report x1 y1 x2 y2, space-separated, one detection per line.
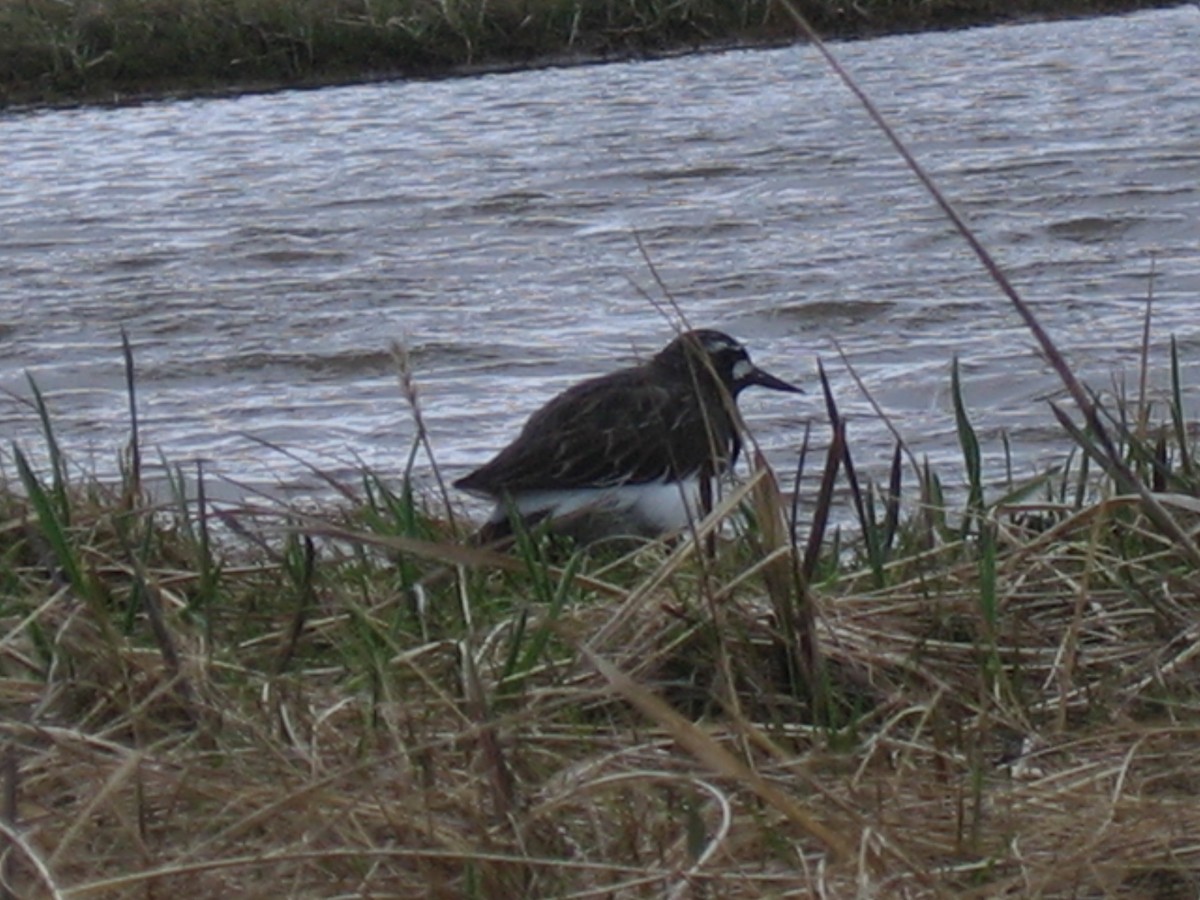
2 6 1198 507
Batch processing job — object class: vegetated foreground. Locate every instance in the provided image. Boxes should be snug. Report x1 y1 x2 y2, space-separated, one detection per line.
3 339 1199 898
0 0 1186 108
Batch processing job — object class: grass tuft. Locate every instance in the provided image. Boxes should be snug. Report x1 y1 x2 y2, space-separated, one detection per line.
7 325 1200 893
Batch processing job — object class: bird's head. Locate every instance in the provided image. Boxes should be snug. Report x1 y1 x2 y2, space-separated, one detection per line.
658 329 802 396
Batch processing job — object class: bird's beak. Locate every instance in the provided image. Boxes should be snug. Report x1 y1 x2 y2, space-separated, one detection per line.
743 365 803 394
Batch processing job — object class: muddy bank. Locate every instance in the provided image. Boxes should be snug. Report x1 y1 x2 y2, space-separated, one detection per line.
1 0 1189 111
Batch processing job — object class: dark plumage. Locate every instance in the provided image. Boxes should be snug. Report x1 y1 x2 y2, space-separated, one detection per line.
455 329 801 542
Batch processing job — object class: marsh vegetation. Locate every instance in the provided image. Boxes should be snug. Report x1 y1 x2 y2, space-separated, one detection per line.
4 272 1200 895
0 0 1185 107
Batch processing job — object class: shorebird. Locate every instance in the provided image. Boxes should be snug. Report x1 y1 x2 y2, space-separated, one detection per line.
454 329 801 543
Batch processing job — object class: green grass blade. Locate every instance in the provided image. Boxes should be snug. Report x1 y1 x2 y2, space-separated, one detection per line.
816 359 883 584
1073 446 1090 511
978 520 997 628
1169 336 1194 480
120 328 142 502
882 442 902 555
277 534 317 674
189 460 221 618
801 361 846 582
24 373 70 524
12 444 87 597
1001 430 1014 494
501 549 580 693
788 421 812 547
950 357 984 534
921 458 948 544
802 417 844 583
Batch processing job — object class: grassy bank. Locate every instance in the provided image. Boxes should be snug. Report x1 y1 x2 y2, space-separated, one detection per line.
4 319 1200 895
0 0 1187 109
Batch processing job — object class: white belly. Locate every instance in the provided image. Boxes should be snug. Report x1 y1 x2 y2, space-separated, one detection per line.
488 477 709 538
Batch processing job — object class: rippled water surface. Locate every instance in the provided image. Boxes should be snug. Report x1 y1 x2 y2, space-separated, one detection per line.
2 7 1198 503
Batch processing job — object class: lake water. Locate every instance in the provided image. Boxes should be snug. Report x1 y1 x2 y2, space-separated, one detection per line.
2 5 1198 511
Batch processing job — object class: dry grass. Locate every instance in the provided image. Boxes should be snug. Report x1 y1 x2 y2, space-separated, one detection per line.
3 421 1200 897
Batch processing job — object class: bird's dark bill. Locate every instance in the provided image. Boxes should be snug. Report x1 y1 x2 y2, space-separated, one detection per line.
745 366 802 393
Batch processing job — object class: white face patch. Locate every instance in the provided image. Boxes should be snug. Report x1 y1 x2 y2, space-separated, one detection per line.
701 334 742 354
731 359 753 381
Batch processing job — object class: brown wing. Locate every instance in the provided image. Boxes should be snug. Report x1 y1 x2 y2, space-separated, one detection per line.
455 369 736 494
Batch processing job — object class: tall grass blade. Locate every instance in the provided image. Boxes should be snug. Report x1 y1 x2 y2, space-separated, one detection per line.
991 468 1059 512
460 641 516 817
778 0 1105 438
816 361 882 584
882 442 902 554
120 328 141 503
832 337 922 482
749 449 821 706
191 460 220 619
1049 403 1115 479
841 445 884 585
393 340 457 530
978 520 997 629
24 373 69 524
130 564 197 721
788 420 811 547
802 363 845 582
13 445 86 597
239 433 359 503
921 458 947 542
499 549 581 695
1135 257 1156 439
950 357 984 534
164 457 192 533
1169 336 1194 481
802 420 843 584
1152 431 1168 494
1001 430 1014 494
277 535 317 674
1072 445 1090 511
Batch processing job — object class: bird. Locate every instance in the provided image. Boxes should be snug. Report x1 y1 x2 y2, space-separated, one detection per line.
454 329 802 544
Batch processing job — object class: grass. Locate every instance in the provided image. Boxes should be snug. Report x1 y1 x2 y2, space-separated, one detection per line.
0 0 1187 108
5 4 1200 896
5 303 1200 897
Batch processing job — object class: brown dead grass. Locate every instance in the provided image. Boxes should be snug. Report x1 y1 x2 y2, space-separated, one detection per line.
3 469 1200 899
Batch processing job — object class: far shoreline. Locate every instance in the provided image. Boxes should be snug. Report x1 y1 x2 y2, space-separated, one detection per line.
1 0 1189 114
